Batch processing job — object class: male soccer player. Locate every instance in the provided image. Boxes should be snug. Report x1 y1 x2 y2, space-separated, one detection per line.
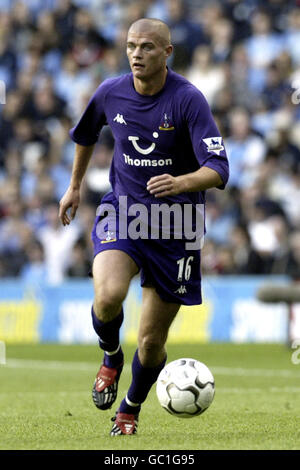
59 18 229 436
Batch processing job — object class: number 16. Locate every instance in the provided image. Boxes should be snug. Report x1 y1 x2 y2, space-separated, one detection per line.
176 256 194 282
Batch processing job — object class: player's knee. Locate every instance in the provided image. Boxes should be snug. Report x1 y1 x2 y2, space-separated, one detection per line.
138 333 166 367
139 333 164 356
94 284 126 320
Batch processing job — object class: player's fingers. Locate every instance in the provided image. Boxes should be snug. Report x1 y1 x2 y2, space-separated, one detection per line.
60 213 68 226
58 209 66 224
148 183 172 194
70 204 78 220
147 181 173 194
154 190 173 198
147 175 170 189
147 174 169 184
63 214 70 225
153 185 176 197
59 202 71 225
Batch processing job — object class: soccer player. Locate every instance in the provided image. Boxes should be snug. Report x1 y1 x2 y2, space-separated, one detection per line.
59 18 229 436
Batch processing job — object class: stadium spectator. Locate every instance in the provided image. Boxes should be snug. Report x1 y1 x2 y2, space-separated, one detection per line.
66 237 91 277
71 8 108 67
0 90 24 164
210 17 233 63
228 43 257 110
36 201 81 284
288 231 300 280
229 224 267 275
186 45 226 105
54 0 78 52
0 198 32 276
20 239 47 286
284 7 300 66
246 10 284 92
165 0 207 70
225 107 266 188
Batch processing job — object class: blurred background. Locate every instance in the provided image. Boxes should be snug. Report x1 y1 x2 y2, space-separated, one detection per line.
0 0 300 345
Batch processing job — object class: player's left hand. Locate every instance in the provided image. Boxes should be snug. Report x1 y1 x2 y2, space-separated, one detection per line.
147 174 184 198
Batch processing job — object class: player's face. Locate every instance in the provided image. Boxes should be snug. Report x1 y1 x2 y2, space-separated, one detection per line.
126 31 170 80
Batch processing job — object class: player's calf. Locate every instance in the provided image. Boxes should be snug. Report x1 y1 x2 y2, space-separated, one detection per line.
91 308 125 410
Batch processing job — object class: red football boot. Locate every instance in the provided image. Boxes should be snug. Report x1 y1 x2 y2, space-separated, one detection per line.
92 363 123 410
110 411 139 436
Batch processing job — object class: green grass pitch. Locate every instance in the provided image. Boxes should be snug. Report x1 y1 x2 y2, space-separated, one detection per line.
0 342 299 450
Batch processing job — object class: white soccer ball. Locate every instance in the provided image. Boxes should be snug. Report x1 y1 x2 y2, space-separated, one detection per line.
156 358 215 418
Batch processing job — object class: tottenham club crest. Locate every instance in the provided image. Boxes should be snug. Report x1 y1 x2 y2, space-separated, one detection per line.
159 113 175 131
203 137 224 156
100 231 117 244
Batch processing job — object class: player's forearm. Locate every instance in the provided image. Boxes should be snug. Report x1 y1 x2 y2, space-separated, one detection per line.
147 166 223 198
178 166 223 192
70 143 95 189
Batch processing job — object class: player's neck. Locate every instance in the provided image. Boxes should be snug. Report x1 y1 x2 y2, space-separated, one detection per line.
133 68 168 96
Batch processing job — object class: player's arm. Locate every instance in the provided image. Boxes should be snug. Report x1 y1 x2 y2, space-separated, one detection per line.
58 80 110 225
149 87 229 198
147 166 222 198
59 143 94 226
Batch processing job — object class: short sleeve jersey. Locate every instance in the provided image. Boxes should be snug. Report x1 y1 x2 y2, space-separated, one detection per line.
70 68 229 209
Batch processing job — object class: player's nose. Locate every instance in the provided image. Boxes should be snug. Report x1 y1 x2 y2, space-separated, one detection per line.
132 47 143 58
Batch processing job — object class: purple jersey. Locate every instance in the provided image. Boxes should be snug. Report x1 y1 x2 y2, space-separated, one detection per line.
70 68 229 210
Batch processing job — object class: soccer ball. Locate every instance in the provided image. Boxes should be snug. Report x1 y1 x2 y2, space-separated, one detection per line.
156 358 215 418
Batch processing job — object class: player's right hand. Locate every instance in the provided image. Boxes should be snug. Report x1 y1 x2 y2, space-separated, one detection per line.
58 186 80 226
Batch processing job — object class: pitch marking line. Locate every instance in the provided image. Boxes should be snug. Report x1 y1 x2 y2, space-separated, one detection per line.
3 358 102 371
212 366 299 378
0 387 300 395
1 358 299 379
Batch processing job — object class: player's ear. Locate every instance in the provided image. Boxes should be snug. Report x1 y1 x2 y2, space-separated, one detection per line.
165 44 173 58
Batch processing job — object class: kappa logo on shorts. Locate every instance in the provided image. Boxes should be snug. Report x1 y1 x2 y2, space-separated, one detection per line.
174 285 187 294
100 231 117 244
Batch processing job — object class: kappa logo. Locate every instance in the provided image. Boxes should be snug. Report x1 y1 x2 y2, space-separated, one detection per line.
203 136 224 156
174 285 187 294
113 113 127 125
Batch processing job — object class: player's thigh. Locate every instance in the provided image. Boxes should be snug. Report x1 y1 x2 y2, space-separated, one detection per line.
92 249 139 308
138 286 180 348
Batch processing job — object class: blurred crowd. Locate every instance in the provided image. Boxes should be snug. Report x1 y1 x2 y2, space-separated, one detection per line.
0 0 300 285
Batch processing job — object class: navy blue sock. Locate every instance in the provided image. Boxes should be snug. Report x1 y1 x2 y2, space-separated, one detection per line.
91 306 124 368
119 349 166 415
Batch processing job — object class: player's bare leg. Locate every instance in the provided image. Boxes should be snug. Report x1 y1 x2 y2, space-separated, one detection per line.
111 287 180 435
91 250 138 410
138 287 180 366
92 249 138 320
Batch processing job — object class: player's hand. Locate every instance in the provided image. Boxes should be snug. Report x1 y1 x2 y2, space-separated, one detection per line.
58 186 80 226
146 174 185 198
